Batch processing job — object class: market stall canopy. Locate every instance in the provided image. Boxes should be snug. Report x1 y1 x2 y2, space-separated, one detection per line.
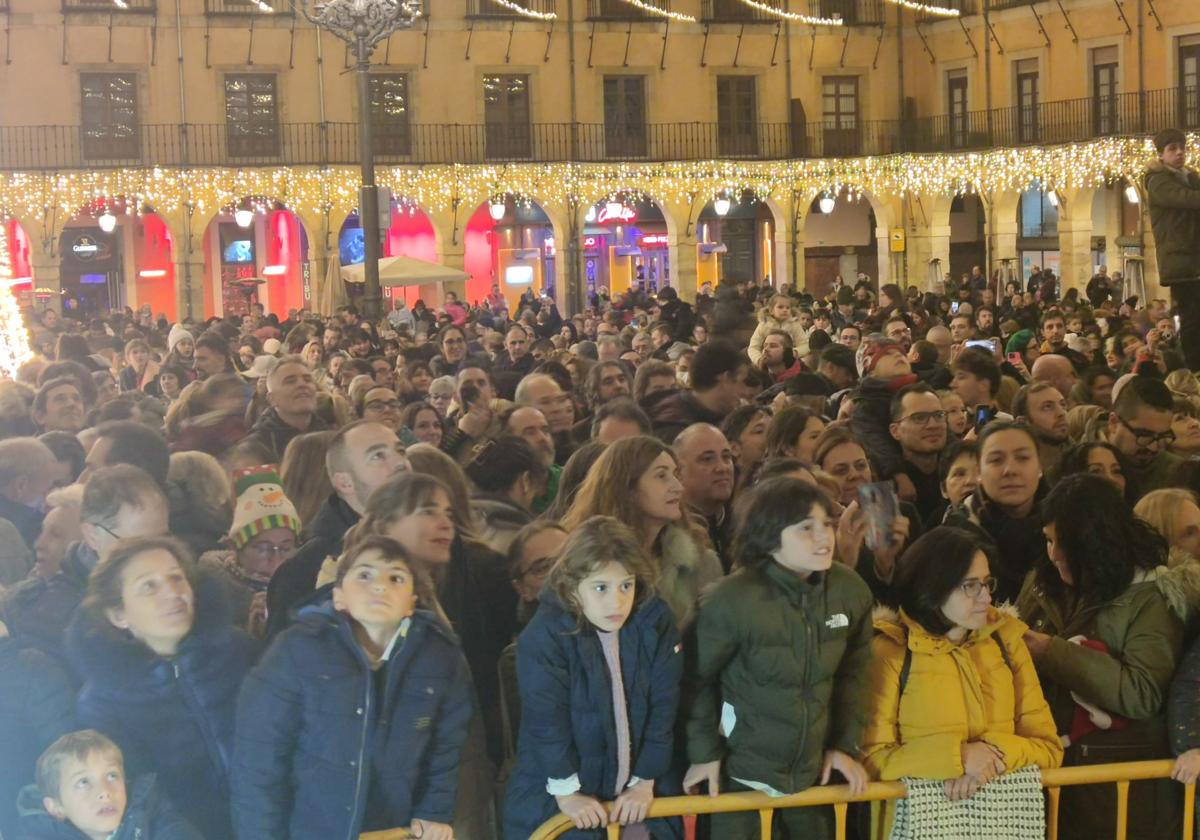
340 255 469 287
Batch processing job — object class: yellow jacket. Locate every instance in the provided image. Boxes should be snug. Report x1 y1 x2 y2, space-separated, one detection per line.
861 606 1063 782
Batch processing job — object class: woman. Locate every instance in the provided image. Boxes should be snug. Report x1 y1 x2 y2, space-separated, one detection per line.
399 360 434 404
157 363 189 403
280 430 336 531
165 451 234 558
862 527 1061 832
1018 474 1184 840
430 324 473 378
300 339 324 371
118 338 155 392
165 373 250 456
66 536 253 840
1136 488 1200 564
29 484 83 581
1005 329 1041 371
764 405 825 464
464 435 544 557
428 376 456 419
1171 398 1200 457
400 401 444 447
721 405 772 487
561 435 721 631
944 421 1047 606
934 439 979 521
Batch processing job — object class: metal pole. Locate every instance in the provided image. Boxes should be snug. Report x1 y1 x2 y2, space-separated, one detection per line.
355 36 382 321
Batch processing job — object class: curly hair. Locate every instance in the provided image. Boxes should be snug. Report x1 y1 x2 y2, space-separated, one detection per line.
1038 473 1166 602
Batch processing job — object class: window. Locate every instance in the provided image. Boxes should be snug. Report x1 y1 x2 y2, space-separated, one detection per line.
947 69 968 148
1091 46 1119 136
822 76 860 157
717 76 758 156
1015 58 1039 143
1019 188 1058 239
1180 36 1200 129
225 74 279 157
603 76 647 158
80 73 139 160
483 74 531 159
369 74 412 156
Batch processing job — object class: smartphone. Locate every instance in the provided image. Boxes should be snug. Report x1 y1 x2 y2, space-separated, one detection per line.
965 339 994 350
859 482 899 552
975 405 997 427
1007 351 1023 365
950 302 961 314
460 382 481 409
1176 315 1182 332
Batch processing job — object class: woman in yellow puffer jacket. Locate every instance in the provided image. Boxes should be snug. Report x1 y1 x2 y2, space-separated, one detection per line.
860 527 1062 837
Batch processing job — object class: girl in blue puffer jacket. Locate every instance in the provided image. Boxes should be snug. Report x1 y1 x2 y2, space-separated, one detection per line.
504 515 684 840
231 534 473 840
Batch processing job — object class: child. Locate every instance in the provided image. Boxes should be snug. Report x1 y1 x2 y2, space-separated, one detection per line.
232 535 472 840
683 477 874 839
16 729 202 840
504 515 683 839
749 294 811 366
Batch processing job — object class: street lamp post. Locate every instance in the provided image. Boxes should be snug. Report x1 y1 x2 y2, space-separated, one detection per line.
292 0 423 320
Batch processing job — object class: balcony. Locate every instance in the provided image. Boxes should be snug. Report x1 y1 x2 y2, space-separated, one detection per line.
808 0 885 25
0 88 1192 170
917 0 976 19
62 0 155 12
467 0 556 17
702 0 786 22
205 0 294 17
587 0 672 21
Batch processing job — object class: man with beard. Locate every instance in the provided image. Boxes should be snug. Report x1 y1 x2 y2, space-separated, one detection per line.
1013 381 1070 479
888 383 950 522
503 405 561 513
515 373 576 464
571 360 632 442
1088 375 1181 493
265 420 409 636
32 379 86 434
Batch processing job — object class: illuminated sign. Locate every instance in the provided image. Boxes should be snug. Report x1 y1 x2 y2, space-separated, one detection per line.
71 235 100 260
641 234 668 247
582 236 598 249
544 237 556 257
596 204 637 225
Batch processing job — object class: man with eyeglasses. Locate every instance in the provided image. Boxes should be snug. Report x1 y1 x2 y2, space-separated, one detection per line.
0 465 167 662
888 383 950 522
1096 375 1182 493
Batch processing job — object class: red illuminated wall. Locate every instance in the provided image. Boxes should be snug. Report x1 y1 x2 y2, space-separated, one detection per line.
5 219 32 304
265 210 308 316
383 207 438 307
464 204 499 306
134 214 176 322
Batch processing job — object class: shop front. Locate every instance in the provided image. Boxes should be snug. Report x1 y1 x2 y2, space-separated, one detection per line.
202 200 309 318
582 197 670 300
464 196 555 311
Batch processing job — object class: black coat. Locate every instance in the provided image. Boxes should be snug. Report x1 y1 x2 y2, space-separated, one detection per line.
65 575 255 840
232 604 473 840
242 407 329 463
14 774 203 840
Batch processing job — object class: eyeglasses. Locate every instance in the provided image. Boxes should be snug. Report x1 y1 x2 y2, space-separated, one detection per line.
1116 414 1176 449
248 542 296 559
960 576 997 600
89 522 121 541
517 556 557 581
901 410 948 426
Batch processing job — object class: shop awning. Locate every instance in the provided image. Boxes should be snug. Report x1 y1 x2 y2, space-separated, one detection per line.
340 255 469 287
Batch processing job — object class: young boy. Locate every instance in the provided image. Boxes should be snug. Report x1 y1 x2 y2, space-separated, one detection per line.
232 535 473 840
16 730 201 840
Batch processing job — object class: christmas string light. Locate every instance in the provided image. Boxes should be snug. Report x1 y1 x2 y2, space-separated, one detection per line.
488 0 556 20
887 0 960 17
736 0 844 26
618 0 696 23
0 222 32 378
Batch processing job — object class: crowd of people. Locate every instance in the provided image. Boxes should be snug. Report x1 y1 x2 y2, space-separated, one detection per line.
1 133 1200 840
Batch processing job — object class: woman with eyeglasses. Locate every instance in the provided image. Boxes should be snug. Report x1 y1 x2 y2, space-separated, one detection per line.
862 527 1060 832
1017 473 1184 840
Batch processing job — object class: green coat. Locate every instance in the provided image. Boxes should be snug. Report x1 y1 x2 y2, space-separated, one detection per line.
1017 571 1184 840
684 561 874 795
1144 159 1200 286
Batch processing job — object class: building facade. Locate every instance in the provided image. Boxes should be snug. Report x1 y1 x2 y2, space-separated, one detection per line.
0 0 1197 317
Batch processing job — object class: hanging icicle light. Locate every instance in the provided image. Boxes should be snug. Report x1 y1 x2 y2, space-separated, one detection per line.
734 0 843 26
618 0 696 23
886 0 960 18
488 0 556 19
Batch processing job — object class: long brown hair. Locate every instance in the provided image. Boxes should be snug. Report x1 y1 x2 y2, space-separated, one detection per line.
405 443 480 542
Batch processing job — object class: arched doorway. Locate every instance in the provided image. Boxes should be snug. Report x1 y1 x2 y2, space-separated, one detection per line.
696 191 777 289
1017 187 1060 290
339 197 438 309
1091 180 1144 302
464 194 556 311
200 197 310 318
4 218 33 309
580 193 673 301
803 191 879 299
948 194 987 286
57 200 177 322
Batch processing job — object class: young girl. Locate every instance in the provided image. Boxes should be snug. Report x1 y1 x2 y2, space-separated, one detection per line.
505 515 683 839
683 477 874 840
232 535 472 840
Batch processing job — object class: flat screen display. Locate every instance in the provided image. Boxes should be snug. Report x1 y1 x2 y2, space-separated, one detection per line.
505 265 534 286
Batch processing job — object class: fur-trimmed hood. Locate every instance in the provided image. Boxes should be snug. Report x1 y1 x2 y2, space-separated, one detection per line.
1145 553 1200 625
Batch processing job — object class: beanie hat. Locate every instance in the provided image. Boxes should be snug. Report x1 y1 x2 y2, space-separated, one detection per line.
262 337 282 356
1006 329 1035 356
229 466 302 550
168 323 192 353
820 343 857 373
862 341 905 376
1154 128 1187 154
836 287 855 306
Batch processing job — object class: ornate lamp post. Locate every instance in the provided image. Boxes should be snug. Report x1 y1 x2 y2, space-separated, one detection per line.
293 0 423 319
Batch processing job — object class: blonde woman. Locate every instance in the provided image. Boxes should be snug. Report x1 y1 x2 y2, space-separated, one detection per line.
1136 488 1200 564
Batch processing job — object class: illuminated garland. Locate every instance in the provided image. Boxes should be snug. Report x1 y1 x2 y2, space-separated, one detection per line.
0 134 1186 223
887 0 960 16
0 222 32 377
489 0 557 20
736 0 844 26
619 0 696 23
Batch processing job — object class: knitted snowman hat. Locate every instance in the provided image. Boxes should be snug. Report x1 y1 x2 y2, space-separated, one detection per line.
229 466 302 549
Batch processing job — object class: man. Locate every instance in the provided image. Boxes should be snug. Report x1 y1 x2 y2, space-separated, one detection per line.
632 331 654 363
1039 309 1089 371
949 313 975 344
322 325 343 353
514 373 575 463
1090 375 1181 493
839 324 862 351
80 420 170 488
975 306 997 339
502 406 560 513
1087 265 1115 309
596 335 622 363
693 322 709 345
266 420 408 636
969 264 987 293
1030 354 1079 409
888 383 949 522
884 317 913 352
642 340 748 444
193 333 234 380
925 325 953 365
951 347 1006 426
674 424 737 568
1145 127 1200 370
591 398 652 444
493 325 537 399
1013 381 1070 477
0 464 167 661
760 331 802 383
572 360 632 442
649 322 675 361
32 378 85 433
0 438 55 563
369 356 394 389
244 356 327 461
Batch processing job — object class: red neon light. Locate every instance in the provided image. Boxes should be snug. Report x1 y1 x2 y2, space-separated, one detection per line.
582 236 598 248
596 205 638 225
641 234 668 247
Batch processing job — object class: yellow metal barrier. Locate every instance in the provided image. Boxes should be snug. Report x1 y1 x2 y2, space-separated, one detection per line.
524 759 1196 840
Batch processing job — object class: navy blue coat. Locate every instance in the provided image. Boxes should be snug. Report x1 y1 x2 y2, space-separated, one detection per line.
64 575 254 840
503 591 684 840
14 774 204 840
231 603 474 840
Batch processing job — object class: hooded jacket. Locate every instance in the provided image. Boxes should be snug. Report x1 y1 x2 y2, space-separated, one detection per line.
683 561 874 796
231 604 473 840
1143 159 1200 286
504 590 683 840
14 774 203 840
748 313 811 365
861 606 1062 783
64 573 254 840
0 541 97 663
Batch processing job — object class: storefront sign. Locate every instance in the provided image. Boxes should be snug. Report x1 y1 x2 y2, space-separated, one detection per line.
641 234 668 247
544 237 556 257
597 204 638 225
582 236 598 249
72 235 100 260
